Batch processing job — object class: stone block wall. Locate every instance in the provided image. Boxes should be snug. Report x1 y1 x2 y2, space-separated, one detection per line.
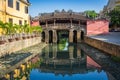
84 36 120 57
0 37 41 57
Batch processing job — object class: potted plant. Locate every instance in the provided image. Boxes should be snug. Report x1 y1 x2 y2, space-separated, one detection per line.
0 36 6 45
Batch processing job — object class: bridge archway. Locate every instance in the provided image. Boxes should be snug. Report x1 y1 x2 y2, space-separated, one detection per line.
73 30 77 43
41 31 45 42
49 30 53 43
81 31 84 41
57 30 69 43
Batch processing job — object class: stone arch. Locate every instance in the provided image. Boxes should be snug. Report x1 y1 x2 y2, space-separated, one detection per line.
73 30 77 43
49 30 53 43
57 30 69 43
81 31 84 41
41 31 45 42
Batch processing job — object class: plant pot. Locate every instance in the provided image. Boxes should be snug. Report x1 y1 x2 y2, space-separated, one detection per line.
15 37 20 41
31 36 34 38
27 36 30 39
8 39 14 42
34 35 37 37
22 37 26 40
0 40 6 45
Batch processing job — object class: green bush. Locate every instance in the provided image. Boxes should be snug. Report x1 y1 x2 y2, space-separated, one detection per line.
0 21 42 35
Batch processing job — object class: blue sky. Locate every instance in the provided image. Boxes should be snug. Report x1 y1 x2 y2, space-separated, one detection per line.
29 0 108 17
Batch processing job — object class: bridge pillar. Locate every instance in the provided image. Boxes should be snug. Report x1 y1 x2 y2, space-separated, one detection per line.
45 30 49 43
53 44 57 59
69 30 73 43
77 48 81 59
77 31 81 43
53 30 57 43
45 45 49 59
69 46 74 59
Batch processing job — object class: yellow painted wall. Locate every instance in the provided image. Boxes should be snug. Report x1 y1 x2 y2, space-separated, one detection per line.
6 0 30 25
116 1 120 5
0 0 5 22
0 0 30 35
0 0 30 25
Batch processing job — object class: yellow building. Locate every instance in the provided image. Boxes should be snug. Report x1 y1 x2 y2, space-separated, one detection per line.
0 0 30 25
116 0 120 6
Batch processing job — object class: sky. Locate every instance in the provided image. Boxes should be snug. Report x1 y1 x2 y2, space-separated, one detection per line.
29 0 108 17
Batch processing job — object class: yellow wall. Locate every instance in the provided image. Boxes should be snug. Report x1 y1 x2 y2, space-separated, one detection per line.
116 1 120 5
0 0 5 22
0 0 30 25
0 0 30 35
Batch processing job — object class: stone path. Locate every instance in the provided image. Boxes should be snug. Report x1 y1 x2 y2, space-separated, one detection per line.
89 32 120 46
78 43 120 80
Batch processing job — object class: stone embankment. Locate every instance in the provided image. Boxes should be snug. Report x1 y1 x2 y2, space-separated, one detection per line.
0 37 42 57
84 36 120 57
0 42 47 77
78 43 120 80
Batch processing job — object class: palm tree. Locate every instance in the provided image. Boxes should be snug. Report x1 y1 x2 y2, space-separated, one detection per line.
0 21 7 44
0 21 7 35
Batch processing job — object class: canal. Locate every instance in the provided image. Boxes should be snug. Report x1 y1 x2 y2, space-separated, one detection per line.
0 39 119 80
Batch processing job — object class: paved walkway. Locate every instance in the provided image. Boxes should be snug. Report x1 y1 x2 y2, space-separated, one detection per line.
89 32 120 46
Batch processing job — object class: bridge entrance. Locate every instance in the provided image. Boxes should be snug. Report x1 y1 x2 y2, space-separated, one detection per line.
57 30 69 43
41 31 45 42
73 30 77 43
49 30 53 43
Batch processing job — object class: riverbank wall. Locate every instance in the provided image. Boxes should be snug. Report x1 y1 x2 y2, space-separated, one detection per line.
0 37 42 57
84 36 120 57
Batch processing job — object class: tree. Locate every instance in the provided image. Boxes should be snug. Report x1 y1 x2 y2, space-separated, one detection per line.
84 10 98 19
108 6 120 29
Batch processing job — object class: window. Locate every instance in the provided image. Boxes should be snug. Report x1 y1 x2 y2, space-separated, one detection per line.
19 20 22 25
9 18 13 24
25 6 28 14
8 0 13 8
16 1 20 11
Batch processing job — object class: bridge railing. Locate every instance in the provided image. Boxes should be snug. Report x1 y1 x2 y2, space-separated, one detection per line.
41 23 86 30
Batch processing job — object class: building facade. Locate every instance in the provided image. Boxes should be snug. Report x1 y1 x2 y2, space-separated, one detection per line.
0 0 30 25
102 0 120 13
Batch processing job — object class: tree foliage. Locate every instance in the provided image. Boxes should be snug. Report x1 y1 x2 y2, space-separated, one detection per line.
0 21 42 35
84 10 98 19
108 6 120 27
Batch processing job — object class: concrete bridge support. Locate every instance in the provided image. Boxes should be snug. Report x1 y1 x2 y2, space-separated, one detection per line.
77 48 81 59
53 30 57 43
69 46 74 59
77 31 81 43
45 45 49 59
52 44 57 59
69 30 73 43
45 31 49 43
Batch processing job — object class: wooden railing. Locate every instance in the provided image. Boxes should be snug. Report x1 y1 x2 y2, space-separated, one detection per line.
41 23 86 30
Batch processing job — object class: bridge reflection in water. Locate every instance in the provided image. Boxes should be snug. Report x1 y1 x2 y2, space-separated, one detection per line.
0 42 111 80
30 43 109 80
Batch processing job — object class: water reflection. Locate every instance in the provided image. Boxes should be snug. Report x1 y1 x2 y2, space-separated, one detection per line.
0 42 110 80
30 43 108 80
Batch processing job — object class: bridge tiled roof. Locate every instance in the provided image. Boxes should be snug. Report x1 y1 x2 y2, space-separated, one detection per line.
38 12 87 21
